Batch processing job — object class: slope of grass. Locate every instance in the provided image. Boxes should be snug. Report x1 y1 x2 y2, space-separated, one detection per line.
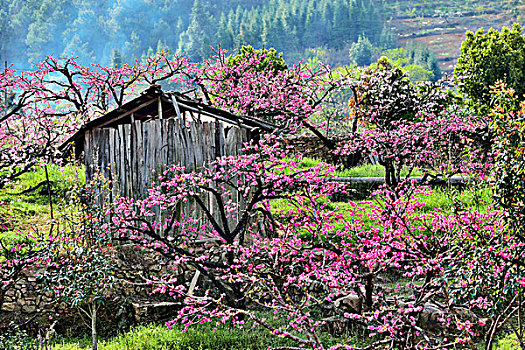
0 164 84 242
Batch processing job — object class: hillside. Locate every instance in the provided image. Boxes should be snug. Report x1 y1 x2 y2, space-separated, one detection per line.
1 0 525 73
385 0 525 72
0 0 383 68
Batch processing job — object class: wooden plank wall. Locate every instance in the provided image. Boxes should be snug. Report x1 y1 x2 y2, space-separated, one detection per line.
84 119 250 236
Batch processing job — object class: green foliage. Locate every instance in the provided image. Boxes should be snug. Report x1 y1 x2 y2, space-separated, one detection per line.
455 23 525 113
227 45 288 72
1 0 385 66
0 165 84 206
490 82 525 236
495 334 521 350
380 41 442 82
0 165 84 240
348 35 375 67
49 312 368 350
41 245 116 308
178 0 215 62
0 327 37 350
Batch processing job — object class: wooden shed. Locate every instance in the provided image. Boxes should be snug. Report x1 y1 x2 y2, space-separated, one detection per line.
62 85 276 200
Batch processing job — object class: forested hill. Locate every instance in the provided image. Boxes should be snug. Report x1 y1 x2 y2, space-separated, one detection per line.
2 0 524 71
0 0 386 68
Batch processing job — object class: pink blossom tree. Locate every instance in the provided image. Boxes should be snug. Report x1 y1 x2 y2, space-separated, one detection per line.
338 61 490 188
105 132 522 349
0 52 189 189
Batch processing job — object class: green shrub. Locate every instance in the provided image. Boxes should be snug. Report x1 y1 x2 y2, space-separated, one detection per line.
0 328 38 350
495 334 520 350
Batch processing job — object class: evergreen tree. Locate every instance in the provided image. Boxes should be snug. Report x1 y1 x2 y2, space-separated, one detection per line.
26 0 72 62
110 48 123 68
178 0 216 61
217 12 234 50
331 0 352 49
349 35 374 66
0 0 388 68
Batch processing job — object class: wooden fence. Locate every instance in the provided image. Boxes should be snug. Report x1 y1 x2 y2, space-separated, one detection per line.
84 119 251 234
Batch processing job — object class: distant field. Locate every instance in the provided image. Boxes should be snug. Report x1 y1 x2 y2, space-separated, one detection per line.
386 0 525 72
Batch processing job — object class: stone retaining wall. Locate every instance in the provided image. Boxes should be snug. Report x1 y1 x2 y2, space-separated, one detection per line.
283 134 335 162
0 245 178 332
283 134 362 168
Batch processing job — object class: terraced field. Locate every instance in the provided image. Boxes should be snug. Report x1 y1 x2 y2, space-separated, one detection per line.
386 0 525 72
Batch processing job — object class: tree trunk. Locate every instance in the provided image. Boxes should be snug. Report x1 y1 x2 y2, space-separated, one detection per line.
91 303 97 350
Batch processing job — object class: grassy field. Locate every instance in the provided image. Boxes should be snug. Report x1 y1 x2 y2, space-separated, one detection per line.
48 322 310 350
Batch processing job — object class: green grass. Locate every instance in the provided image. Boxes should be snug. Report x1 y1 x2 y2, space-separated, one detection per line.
0 164 84 242
290 157 425 178
0 164 84 206
49 320 358 350
334 162 424 178
495 334 521 350
46 320 520 350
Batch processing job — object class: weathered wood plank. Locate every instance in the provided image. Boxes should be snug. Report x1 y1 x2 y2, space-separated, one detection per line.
118 124 126 197
142 121 151 195
176 120 185 168
152 120 160 181
134 120 139 197
123 124 132 197
167 118 175 166
84 130 92 182
186 122 195 171
202 122 212 167
102 129 110 189
216 122 225 158
160 119 168 172
108 128 116 201
191 121 203 170
158 96 163 119
91 128 100 174
113 127 121 197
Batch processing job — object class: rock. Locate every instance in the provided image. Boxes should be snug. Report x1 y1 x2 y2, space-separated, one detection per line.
22 304 36 313
418 303 446 330
2 303 16 312
334 294 362 314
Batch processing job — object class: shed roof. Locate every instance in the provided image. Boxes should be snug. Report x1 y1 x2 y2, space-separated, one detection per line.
60 85 276 151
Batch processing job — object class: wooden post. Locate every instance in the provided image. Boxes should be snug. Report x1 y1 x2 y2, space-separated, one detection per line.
158 96 163 119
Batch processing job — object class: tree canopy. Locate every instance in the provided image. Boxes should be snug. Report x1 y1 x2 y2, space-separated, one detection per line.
455 23 525 112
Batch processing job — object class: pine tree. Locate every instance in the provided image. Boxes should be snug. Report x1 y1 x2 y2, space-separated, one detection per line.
349 34 374 66
331 0 351 49
110 48 123 68
178 0 216 61
217 12 234 50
